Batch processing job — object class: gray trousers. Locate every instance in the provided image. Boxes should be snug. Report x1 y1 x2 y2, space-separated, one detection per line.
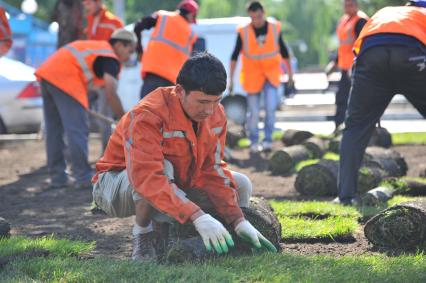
90 88 113 152
338 45 426 202
93 161 252 221
41 80 93 186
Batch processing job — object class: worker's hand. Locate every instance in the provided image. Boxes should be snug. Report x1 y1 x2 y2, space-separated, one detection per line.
228 80 234 95
234 220 277 252
287 76 295 89
193 214 235 254
136 44 143 61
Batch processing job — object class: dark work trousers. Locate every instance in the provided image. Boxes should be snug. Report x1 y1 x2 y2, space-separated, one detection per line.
334 70 351 128
140 73 173 99
338 45 426 202
41 80 93 186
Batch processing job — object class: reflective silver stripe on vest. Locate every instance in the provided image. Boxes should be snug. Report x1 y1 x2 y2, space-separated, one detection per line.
339 29 355 45
63 45 115 89
163 130 186 139
213 141 231 187
97 23 119 30
125 111 135 185
150 15 193 56
0 22 9 39
243 22 280 60
212 127 223 135
172 183 190 203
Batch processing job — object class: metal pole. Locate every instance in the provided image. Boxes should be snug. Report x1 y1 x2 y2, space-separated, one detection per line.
113 0 125 23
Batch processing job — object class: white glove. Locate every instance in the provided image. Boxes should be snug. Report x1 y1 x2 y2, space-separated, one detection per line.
193 214 234 254
235 220 277 252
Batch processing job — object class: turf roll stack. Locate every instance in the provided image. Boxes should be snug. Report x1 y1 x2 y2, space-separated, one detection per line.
281 129 313 146
364 147 408 177
361 187 395 206
302 137 328 158
364 200 426 250
268 145 311 175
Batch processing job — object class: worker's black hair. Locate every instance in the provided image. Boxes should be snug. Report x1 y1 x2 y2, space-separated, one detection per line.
108 38 132 47
247 1 264 12
177 52 227 96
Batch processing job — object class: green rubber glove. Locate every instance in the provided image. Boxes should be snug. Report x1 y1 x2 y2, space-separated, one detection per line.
193 214 234 254
235 220 277 252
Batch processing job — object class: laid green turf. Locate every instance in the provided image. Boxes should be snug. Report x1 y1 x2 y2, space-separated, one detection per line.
279 216 359 241
2 251 425 282
270 200 360 218
0 236 94 258
323 151 339 160
391 132 426 145
270 201 360 241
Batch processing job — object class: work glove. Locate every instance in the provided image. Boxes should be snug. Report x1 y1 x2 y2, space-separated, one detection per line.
193 214 235 254
234 220 277 252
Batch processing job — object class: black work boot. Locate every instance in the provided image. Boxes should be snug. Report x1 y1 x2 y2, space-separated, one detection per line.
131 231 157 261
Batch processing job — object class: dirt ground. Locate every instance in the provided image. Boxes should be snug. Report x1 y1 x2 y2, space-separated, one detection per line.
1 138 425 259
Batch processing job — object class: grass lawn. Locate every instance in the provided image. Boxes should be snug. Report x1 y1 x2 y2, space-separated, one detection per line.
391 132 426 145
1 236 426 282
270 201 360 241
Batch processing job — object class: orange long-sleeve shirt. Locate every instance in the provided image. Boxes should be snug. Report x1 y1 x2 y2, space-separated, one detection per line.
94 87 244 225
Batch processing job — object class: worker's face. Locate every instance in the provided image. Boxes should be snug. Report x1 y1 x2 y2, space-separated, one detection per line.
82 0 102 15
344 0 358 16
176 85 222 122
114 42 136 63
186 12 197 24
248 9 266 29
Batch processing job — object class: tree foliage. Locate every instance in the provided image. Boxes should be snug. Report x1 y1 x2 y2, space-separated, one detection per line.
3 0 408 67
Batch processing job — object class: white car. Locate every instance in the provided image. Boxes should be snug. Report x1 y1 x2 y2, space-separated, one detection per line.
0 57 43 133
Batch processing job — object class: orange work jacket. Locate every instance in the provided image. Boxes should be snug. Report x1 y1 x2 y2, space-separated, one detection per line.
238 20 282 94
337 10 369 71
141 11 197 83
354 6 426 56
0 7 12 57
93 87 243 225
35 40 119 109
85 7 124 40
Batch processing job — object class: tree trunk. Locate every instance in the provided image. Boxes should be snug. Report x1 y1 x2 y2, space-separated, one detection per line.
268 145 311 175
53 0 84 48
281 129 313 146
364 200 426 250
303 137 328 158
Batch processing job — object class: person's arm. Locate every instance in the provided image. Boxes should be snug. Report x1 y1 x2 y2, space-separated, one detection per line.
229 34 242 93
279 34 294 84
196 118 245 227
0 8 12 57
133 15 158 57
103 73 125 118
354 18 367 39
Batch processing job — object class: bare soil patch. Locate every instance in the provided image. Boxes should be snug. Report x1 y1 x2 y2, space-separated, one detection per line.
1 138 425 259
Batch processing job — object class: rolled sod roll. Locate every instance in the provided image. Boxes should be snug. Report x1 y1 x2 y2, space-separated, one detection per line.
364 147 408 177
168 197 282 262
268 145 312 175
226 130 244 148
386 178 426 196
0 217 11 238
295 160 387 196
364 200 426 250
281 129 313 146
368 126 392 148
302 137 328 159
357 165 388 195
328 136 341 154
295 159 339 196
361 187 395 206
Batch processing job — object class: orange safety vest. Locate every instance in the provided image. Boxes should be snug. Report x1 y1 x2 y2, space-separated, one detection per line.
141 11 197 83
336 10 369 71
0 7 12 57
86 7 124 40
35 40 119 109
238 20 282 94
354 6 426 56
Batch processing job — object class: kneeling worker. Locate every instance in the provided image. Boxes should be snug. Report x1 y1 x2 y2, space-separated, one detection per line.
93 52 277 261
